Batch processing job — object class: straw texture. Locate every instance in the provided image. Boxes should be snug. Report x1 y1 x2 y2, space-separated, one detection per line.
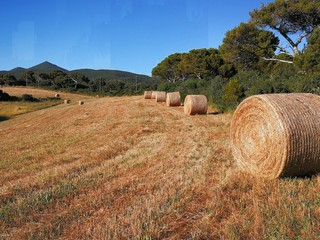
156 91 166 102
184 95 208 115
230 93 320 179
151 91 158 99
144 91 152 99
166 92 181 107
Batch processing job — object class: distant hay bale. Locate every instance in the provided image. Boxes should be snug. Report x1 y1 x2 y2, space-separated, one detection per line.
183 95 208 115
144 91 152 99
151 91 158 99
230 93 320 179
78 100 84 105
166 92 181 107
64 99 71 104
156 91 166 102
55 93 60 98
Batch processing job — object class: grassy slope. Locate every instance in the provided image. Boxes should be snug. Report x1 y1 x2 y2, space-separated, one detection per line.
0 87 94 119
0 88 319 239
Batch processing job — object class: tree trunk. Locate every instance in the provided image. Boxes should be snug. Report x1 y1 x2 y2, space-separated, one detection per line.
293 46 301 56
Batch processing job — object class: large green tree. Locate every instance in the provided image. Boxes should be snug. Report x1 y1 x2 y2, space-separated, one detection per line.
152 53 184 83
219 23 279 70
21 71 36 86
152 48 227 82
250 0 320 60
0 74 17 86
69 72 90 89
179 48 223 79
295 27 320 72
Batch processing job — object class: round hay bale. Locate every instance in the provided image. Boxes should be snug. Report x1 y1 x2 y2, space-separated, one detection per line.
64 99 71 104
78 100 84 105
183 95 208 115
230 93 320 179
151 91 158 99
55 93 60 98
166 92 181 107
156 91 166 103
144 91 152 99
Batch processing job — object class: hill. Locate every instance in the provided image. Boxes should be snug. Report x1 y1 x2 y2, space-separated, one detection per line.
70 68 152 83
0 67 25 79
28 61 68 73
0 87 319 239
0 61 152 83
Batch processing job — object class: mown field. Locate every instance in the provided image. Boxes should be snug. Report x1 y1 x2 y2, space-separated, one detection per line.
0 87 319 239
0 87 94 120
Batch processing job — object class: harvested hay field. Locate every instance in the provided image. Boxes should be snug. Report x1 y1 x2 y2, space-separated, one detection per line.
0 87 95 119
0 88 319 239
1 86 93 101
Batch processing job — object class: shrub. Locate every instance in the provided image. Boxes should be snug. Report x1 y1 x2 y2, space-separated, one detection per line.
222 79 244 110
205 76 227 111
0 91 18 101
157 82 176 92
21 94 38 102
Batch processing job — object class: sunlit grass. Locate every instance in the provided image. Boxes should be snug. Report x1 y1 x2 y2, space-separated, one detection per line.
0 100 62 119
0 88 319 239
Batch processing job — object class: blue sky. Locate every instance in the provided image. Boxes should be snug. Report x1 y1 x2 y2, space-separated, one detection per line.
0 0 273 76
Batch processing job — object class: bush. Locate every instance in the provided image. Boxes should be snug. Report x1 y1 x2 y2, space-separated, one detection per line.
0 91 13 101
157 82 176 92
222 79 244 110
290 72 320 94
21 94 38 102
205 76 227 111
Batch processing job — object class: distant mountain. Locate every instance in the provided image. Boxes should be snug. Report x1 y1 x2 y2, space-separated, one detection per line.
10 67 26 72
0 61 153 83
28 61 68 73
71 69 152 83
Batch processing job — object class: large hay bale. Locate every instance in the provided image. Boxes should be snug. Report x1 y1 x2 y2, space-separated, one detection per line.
156 91 166 102
151 91 158 99
144 91 152 99
166 92 181 106
183 95 208 115
230 93 320 179
64 99 71 104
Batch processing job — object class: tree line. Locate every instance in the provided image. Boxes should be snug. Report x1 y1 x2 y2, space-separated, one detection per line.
0 70 157 96
152 0 320 111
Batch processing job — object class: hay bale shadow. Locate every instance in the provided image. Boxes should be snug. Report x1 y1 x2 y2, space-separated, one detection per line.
207 111 221 115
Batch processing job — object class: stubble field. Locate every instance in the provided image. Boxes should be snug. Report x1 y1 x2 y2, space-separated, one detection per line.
0 87 319 239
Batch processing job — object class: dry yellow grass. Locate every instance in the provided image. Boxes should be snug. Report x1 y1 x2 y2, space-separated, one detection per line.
0 87 95 119
1 86 92 101
0 88 319 239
